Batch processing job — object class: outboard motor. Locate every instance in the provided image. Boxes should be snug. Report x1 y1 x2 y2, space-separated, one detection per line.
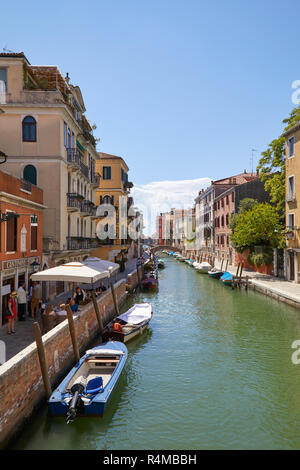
66 376 87 424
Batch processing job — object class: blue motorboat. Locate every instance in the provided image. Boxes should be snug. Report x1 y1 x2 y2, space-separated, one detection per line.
48 341 127 422
221 271 233 286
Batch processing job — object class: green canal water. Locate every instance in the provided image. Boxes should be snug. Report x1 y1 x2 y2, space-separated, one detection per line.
10 257 300 449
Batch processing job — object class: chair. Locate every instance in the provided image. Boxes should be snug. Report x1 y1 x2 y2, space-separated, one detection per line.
42 314 55 334
84 377 103 395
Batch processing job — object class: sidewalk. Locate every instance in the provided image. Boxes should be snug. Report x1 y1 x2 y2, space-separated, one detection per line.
214 260 300 308
0 257 139 363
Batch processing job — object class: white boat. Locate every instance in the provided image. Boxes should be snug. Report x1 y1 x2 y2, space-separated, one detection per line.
194 262 212 273
103 303 153 343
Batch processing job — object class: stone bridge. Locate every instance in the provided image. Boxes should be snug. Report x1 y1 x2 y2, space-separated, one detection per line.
148 245 183 254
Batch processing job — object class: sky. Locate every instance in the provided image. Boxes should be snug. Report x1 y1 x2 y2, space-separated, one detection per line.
1 0 300 234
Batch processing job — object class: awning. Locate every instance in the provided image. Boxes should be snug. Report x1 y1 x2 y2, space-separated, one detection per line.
31 257 119 283
76 139 85 152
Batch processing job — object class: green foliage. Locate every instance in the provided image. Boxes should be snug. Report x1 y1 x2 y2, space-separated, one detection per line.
257 105 300 213
230 202 285 253
229 198 258 231
247 246 274 267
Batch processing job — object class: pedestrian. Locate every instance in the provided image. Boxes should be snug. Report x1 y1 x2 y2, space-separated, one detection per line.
17 283 27 321
5 292 17 334
31 282 41 320
73 287 86 305
27 284 32 317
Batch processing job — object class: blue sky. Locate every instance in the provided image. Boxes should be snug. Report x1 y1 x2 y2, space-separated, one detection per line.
1 0 300 232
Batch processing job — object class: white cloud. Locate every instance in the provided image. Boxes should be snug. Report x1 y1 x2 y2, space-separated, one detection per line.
131 177 212 235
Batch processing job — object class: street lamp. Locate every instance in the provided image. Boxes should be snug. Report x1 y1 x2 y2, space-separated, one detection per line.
30 261 40 273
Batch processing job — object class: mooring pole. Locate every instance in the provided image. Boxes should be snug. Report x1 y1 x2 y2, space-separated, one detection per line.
225 259 228 272
65 304 80 363
220 259 224 272
91 291 104 336
33 322 52 399
110 281 120 316
236 263 240 278
137 266 142 289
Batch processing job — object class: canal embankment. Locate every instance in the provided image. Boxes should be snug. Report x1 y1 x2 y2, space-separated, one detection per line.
0 265 144 449
214 260 300 309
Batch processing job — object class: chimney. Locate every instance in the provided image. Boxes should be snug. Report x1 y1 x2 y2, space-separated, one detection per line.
65 72 70 84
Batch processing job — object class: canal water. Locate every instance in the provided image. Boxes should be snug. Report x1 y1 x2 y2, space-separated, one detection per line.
11 257 300 449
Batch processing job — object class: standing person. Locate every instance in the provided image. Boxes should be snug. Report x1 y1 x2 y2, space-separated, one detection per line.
17 283 27 321
73 287 86 305
5 292 17 334
31 282 41 320
27 284 32 317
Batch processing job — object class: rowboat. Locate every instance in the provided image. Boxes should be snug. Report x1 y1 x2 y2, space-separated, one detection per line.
157 259 165 269
194 262 212 273
141 276 158 290
221 271 233 286
48 341 127 422
103 303 153 343
208 267 223 279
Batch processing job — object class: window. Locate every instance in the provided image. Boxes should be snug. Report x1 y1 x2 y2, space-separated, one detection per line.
232 192 235 202
288 213 295 229
6 214 17 252
67 128 71 148
103 166 111 180
288 136 295 158
226 214 229 225
23 165 37 185
72 132 75 149
64 122 67 147
226 195 229 205
22 116 36 142
288 176 295 200
0 68 7 103
30 216 38 251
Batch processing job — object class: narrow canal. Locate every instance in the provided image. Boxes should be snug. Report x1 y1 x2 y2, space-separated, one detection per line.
11 257 300 449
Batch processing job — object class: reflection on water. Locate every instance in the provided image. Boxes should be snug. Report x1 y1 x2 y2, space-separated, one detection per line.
10 258 300 449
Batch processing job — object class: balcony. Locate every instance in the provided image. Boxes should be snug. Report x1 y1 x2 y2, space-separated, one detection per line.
80 200 96 217
67 237 99 251
67 193 83 212
90 172 100 188
67 148 81 169
21 178 32 193
80 160 89 179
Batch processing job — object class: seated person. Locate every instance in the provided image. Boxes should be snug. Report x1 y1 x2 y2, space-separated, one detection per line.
69 298 79 313
55 301 67 316
99 282 107 292
44 304 56 317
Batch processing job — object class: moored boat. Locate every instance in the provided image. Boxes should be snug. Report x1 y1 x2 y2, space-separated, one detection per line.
157 259 165 269
208 267 223 279
221 271 233 286
194 262 212 273
48 341 127 422
141 275 158 291
103 303 153 343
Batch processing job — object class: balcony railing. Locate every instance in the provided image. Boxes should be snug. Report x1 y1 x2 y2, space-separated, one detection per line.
67 237 99 250
21 178 32 192
67 193 83 211
67 148 81 167
90 172 100 187
80 200 96 216
80 160 89 179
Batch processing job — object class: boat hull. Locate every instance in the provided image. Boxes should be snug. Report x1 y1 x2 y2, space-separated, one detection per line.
48 341 127 417
208 271 223 279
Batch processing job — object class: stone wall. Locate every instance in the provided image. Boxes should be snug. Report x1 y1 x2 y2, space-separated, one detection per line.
0 279 127 448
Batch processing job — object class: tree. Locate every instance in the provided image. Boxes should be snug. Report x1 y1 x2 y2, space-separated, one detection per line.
230 202 285 253
257 105 300 213
229 198 258 231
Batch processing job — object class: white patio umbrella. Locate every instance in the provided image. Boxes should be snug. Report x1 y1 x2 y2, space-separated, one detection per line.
31 259 116 284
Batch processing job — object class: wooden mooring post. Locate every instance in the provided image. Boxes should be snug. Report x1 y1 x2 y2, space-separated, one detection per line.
110 281 120 317
33 322 52 399
137 266 142 289
91 291 104 337
65 304 80 363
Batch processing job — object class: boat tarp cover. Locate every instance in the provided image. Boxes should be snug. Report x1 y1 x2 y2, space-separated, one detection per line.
117 303 152 325
85 349 125 356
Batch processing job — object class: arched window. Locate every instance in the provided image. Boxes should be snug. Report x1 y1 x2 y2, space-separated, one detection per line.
23 165 37 185
22 116 36 142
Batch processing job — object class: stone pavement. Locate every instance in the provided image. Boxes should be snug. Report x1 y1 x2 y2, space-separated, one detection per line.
214 260 300 307
0 257 140 364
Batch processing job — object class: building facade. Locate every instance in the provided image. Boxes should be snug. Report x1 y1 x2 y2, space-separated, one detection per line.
0 170 44 323
284 123 300 282
93 152 140 261
0 52 100 300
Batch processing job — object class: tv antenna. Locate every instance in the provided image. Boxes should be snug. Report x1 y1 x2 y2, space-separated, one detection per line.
250 149 257 174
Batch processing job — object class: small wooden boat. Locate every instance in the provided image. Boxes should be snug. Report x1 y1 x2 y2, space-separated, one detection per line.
141 275 158 290
208 267 223 279
157 259 165 269
103 303 153 343
48 341 127 422
221 271 233 286
194 262 212 273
